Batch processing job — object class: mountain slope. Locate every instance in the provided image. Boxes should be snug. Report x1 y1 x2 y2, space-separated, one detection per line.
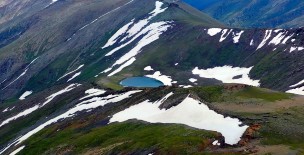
0 0 223 101
1 83 303 154
0 0 303 103
183 0 304 28
0 0 304 154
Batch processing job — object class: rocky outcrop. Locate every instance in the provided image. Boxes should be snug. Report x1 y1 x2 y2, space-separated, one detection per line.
238 124 261 146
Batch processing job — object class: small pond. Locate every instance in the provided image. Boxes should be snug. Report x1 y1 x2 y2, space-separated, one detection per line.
120 77 164 88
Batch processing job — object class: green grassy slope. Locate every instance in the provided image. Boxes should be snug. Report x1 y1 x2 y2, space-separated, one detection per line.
21 122 221 154
3 84 304 154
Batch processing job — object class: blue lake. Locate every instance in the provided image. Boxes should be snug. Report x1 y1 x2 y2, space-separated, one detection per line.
120 77 164 88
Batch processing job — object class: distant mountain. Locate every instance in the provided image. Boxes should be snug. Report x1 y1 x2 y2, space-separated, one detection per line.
183 0 304 28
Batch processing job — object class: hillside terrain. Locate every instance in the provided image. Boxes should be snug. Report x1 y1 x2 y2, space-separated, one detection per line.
0 0 303 102
0 0 303 154
1 83 304 154
184 0 304 28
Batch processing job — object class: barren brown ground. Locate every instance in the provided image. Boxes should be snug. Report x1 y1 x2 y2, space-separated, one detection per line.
212 95 304 113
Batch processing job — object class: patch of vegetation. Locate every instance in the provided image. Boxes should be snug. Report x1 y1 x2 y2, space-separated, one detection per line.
21 121 220 154
189 85 224 102
235 87 291 102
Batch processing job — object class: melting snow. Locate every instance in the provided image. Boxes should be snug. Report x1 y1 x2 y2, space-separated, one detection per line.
286 86 304 95
80 88 106 100
2 57 39 90
103 1 168 54
289 47 304 53
219 29 232 42
290 80 304 87
110 94 248 145
57 64 84 81
207 28 222 36
146 71 176 86
212 140 220 146
104 21 172 76
122 1 167 40
189 78 197 83
281 34 294 44
192 66 260 87
0 84 80 128
0 90 141 154
67 72 81 82
250 39 254 46
179 85 193 88
144 66 154 71
9 145 25 155
268 32 286 45
19 91 33 100
100 2 172 76
232 31 244 43
256 30 272 50
102 20 134 48
2 108 9 113
108 58 136 76
0 79 7 85
290 47 297 52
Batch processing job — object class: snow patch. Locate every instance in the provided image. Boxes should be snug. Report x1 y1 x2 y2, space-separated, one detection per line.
0 84 80 128
179 85 193 88
281 34 294 44
189 78 197 83
192 66 260 86
0 90 141 154
103 21 172 76
250 39 254 46
219 29 232 42
232 31 244 43
99 2 171 76
2 108 9 113
57 64 84 81
110 95 248 145
9 145 25 155
207 28 222 36
67 72 81 82
108 58 136 76
19 91 33 100
286 86 304 95
290 80 304 88
102 20 134 48
289 47 304 53
256 30 272 50
144 66 154 71
268 32 286 45
146 71 176 86
80 88 106 100
212 140 220 146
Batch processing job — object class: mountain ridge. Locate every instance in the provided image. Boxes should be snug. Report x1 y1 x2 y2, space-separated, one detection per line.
183 0 304 28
